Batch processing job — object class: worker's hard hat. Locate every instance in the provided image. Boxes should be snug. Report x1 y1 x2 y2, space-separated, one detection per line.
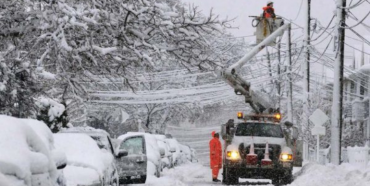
267 1 274 5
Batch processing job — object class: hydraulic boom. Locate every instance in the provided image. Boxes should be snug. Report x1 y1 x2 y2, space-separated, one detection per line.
221 23 291 113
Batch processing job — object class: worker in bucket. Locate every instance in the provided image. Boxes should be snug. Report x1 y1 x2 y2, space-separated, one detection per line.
263 1 276 19
209 131 222 182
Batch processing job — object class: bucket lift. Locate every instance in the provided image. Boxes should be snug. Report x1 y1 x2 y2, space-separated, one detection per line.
220 18 290 113
251 16 285 46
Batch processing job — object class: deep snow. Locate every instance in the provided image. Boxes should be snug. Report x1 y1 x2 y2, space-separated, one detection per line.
127 162 370 186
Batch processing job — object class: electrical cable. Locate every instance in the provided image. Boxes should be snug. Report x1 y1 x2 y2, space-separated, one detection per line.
342 0 367 9
311 15 335 42
343 11 370 29
293 0 304 21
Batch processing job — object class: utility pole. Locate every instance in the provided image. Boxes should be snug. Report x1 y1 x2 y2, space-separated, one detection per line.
302 0 311 161
287 25 293 123
277 39 282 109
266 48 273 83
331 0 346 165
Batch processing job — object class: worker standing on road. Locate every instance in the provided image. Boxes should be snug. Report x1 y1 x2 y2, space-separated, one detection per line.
209 131 222 182
263 1 276 19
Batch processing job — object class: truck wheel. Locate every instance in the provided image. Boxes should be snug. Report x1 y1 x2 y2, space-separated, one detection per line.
222 167 238 185
272 170 293 186
138 175 146 184
281 171 293 185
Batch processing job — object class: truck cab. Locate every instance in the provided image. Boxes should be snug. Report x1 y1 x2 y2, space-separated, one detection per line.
221 113 299 185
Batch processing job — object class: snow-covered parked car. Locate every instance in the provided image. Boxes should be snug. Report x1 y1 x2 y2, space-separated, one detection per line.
0 115 67 186
60 126 116 155
117 132 163 183
154 134 173 169
59 127 119 184
54 133 117 186
179 144 192 163
165 137 182 166
22 118 67 186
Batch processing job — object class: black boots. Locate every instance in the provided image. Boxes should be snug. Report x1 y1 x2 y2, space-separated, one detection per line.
213 178 221 182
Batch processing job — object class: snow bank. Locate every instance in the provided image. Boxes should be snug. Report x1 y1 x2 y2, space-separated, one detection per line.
145 162 212 185
291 163 370 186
0 173 12 186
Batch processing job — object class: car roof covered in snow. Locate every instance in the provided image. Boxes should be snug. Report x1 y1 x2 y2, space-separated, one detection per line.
53 133 113 176
60 126 110 137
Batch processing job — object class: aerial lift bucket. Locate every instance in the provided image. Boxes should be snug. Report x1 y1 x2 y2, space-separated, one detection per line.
251 16 284 46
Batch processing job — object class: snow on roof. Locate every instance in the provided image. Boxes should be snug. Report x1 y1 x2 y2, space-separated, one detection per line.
60 126 109 137
53 133 113 177
21 118 55 150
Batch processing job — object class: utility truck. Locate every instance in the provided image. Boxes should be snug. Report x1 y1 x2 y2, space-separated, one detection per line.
219 17 302 185
221 114 298 185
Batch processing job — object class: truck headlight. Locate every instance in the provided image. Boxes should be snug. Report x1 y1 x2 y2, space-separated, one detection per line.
227 151 240 160
280 153 293 161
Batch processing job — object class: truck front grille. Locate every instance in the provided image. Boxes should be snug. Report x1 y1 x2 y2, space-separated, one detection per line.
239 143 281 162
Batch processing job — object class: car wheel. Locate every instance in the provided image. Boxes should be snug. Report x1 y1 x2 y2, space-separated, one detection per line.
222 167 238 185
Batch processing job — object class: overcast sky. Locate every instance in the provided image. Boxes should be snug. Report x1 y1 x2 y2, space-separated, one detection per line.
180 0 370 75
181 0 336 36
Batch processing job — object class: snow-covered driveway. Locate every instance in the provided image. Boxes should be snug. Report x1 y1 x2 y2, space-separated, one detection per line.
132 162 370 186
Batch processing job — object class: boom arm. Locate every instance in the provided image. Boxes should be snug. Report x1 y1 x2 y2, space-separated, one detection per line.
221 23 291 113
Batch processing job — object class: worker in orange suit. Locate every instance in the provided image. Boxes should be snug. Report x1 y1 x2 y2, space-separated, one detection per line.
263 1 276 19
209 131 222 182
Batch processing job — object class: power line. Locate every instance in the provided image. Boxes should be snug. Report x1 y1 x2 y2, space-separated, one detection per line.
344 11 370 29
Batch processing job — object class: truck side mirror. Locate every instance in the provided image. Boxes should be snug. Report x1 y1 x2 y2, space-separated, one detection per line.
221 124 227 140
284 121 293 128
230 127 235 135
292 127 299 140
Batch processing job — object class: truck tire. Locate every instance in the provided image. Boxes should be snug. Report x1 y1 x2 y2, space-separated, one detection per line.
281 171 293 185
222 167 238 185
138 175 147 184
272 170 293 186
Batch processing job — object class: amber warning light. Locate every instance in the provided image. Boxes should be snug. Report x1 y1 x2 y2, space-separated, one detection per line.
275 113 281 120
237 112 244 119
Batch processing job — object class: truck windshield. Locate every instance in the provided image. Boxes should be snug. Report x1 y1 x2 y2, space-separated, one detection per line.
235 123 284 138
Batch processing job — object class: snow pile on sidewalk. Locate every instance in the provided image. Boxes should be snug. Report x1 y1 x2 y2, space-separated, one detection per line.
291 163 370 186
145 162 213 186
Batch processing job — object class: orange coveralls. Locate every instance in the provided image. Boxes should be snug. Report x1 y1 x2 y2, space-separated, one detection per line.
263 6 276 18
209 131 222 179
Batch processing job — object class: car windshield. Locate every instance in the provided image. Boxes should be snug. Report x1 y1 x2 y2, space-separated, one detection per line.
90 135 110 150
120 136 144 155
235 123 284 138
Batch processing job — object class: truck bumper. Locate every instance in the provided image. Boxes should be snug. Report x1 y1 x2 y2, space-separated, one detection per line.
224 159 292 179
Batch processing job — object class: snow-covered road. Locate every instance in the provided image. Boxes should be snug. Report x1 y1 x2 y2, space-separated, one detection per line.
133 162 370 186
